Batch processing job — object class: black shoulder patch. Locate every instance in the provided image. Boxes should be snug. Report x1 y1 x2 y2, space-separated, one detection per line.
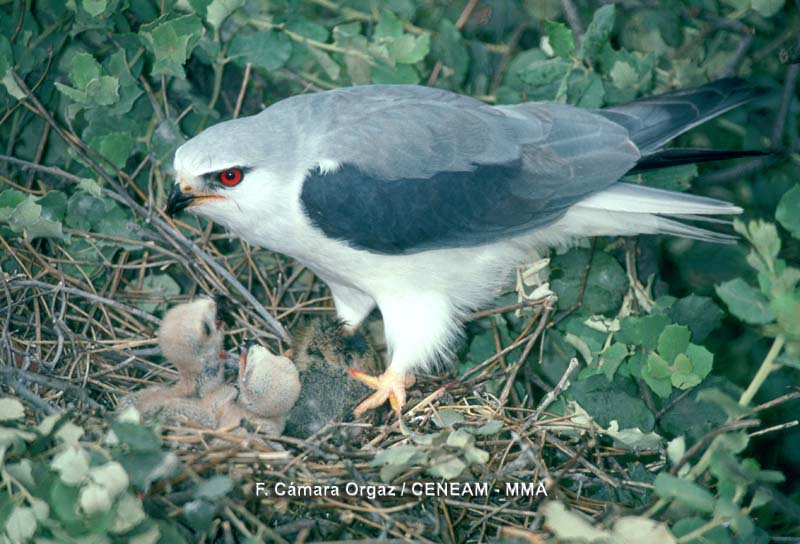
299 162 570 255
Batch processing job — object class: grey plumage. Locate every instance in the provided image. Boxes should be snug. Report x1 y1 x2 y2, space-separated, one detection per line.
295 79 752 254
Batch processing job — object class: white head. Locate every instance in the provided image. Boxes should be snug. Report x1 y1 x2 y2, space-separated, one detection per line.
166 102 322 251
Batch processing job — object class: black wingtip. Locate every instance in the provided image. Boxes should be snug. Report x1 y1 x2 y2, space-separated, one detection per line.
631 148 774 172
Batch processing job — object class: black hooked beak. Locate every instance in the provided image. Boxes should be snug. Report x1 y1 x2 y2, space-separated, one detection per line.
165 184 196 217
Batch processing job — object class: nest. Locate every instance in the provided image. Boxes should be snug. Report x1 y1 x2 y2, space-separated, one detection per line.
1 206 663 541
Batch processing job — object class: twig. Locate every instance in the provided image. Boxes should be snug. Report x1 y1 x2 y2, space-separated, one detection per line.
8 278 161 325
427 0 478 86
772 57 800 147
233 63 252 120
560 0 584 46
749 420 799 438
0 364 103 410
529 357 580 422
720 34 753 77
752 390 800 412
496 302 553 409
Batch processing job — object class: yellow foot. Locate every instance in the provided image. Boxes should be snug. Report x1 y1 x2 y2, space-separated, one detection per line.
349 368 416 417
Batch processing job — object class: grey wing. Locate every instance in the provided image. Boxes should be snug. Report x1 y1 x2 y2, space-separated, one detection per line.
300 86 640 254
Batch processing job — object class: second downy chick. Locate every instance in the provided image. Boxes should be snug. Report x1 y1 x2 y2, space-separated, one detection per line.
283 317 380 439
217 343 301 436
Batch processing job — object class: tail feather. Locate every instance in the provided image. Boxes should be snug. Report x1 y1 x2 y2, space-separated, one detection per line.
653 216 739 244
595 78 761 153
573 183 741 243
577 183 742 215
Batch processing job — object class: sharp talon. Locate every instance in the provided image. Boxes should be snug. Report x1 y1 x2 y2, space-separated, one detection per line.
349 369 411 417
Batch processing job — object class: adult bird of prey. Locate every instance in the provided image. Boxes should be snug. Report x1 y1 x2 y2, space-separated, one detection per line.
167 78 762 417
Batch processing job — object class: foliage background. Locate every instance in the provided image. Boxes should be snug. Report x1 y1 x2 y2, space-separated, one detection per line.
0 0 798 542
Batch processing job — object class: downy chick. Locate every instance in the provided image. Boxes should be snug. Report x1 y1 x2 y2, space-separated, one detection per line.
217 343 301 436
120 297 234 425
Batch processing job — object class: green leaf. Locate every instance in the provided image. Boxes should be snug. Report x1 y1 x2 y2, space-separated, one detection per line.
79 482 113 515
66 192 106 231
685 344 713 381
386 33 430 64
464 446 490 465
111 422 161 453
0 398 25 421
642 354 673 398
541 502 611 542
375 10 404 38
90 131 136 169
568 70 605 108
696 388 751 419
431 20 469 85
668 294 723 343
5 506 37 543
445 428 475 449
432 408 465 428
518 57 571 87
136 274 181 313
104 50 142 116
772 292 800 337
751 0 785 16
571 375 655 430
116 451 179 490
0 35 14 79
183 499 215 531
372 444 422 466
473 419 503 435
653 473 715 513
673 353 692 374
89 462 129 500
110 493 146 534
597 342 629 379
426 453 466 479
633 163 697 192
646 352 671 379
370 63 419 84
7 196 66 241
550 249 629 316
610 60 638 91
578 4 615 60
195 475 234 500
715 278 775 325
611 516 677 544
544 20 575 58
776 185 800 239
139 14 204 78
82 0 108 18
51 447 90 485
152 119 186 163
228 31 293 72
616 314 669 349
671 370 701 389
739 220 781 261
69 51 101 89
205 0 244 30
657 324 691 363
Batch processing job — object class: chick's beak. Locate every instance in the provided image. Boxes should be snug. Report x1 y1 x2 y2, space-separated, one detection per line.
238 340 256 381
166 184 196 217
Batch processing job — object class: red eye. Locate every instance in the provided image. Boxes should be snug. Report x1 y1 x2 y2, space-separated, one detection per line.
219 168 243 187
